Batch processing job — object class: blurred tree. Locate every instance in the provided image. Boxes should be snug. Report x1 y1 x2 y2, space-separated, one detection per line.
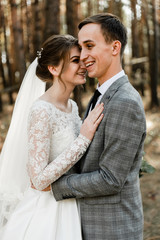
143 0 159 107
130 0 144 93
0 0 159 111
20 0 41 62
0 3 7 90
94 0 99 13
0 8 5 112
107 0 122 19
131 0 139 60
43 0 60 40
107 0 113 13
9 0 26 81
32 0 43 59
87 0 92 16
66 0 78 37
66 0 84 115
0 2 14 104
150 0 159 107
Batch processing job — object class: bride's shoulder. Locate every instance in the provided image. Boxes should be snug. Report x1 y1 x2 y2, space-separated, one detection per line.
29 99 52 117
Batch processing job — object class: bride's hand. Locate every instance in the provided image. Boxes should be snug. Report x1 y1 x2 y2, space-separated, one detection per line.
30 180 51 191
80 103 104 141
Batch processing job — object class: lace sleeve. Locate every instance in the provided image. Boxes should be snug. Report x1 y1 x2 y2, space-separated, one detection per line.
27 105 91 191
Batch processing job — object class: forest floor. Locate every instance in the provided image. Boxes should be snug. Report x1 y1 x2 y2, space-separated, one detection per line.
139 89 160 240
0 87 160 240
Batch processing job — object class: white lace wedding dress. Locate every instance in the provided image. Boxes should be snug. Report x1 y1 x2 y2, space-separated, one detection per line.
0 99 90 240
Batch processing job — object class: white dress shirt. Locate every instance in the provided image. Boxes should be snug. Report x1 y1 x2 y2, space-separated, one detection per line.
96 70 125 105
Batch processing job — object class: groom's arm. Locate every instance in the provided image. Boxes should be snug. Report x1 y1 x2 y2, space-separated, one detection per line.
52 98 146 200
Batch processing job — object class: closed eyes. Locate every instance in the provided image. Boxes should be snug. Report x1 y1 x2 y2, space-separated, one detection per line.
72 58 80 63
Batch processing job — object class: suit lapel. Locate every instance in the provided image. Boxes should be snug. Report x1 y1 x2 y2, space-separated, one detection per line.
83 75 129 120
100 75 129 108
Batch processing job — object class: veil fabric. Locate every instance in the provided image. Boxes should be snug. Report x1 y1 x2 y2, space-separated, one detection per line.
0 58 46 227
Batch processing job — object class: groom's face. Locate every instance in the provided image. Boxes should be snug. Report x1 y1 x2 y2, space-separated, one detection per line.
78 23 114 85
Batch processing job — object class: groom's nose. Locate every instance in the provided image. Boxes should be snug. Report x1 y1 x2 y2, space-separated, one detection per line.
80 48 88 62
80 60 86 69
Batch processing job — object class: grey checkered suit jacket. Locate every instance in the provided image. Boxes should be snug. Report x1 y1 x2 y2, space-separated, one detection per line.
52 75 146 240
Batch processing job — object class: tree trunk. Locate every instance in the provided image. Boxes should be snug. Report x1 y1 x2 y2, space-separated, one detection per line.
0 3 14 104
22 0 34 62
131 0 139 59
150 0 159 107
107 0 122 17
0 45 5 111
4 22 14 104
66 0 84 116
0 3 7 89
143 0 159 107
32 0 43 57
94 0 99 13
43 0 60 40
108 1 114 13
87 0 92 16
9 0 26 82
66 0 79 37
130 0 145 92
115 0 123 19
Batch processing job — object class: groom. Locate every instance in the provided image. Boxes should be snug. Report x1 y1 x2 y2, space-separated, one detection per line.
52 13 146 240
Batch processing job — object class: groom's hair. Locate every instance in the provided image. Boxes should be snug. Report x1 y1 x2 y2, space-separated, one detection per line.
78 13 127 56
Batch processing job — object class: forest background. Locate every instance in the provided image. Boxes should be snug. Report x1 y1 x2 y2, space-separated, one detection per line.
0 0 160 239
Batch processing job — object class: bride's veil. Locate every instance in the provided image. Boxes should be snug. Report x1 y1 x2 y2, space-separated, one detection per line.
0 58 46 227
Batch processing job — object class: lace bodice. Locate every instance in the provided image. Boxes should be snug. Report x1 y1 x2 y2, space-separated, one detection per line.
27 99 90 191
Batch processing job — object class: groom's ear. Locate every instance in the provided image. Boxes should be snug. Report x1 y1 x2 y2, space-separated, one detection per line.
111 40 121 56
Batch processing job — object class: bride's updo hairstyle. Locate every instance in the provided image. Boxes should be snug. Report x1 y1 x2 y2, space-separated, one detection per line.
36 35 79 83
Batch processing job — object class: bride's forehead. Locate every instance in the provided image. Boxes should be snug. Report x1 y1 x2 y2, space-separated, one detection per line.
70 46 80 55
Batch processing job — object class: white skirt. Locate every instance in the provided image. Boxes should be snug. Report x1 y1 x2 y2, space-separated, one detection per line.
0 187 82 240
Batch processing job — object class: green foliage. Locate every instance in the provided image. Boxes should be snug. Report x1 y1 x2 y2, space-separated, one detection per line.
139 153 155 178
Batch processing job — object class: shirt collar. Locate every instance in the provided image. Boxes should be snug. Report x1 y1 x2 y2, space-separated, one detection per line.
97 70 125 95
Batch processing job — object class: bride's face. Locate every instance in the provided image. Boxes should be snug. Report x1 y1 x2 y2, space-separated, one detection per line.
60 46 86 87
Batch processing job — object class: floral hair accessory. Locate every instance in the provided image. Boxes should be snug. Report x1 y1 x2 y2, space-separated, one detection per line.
37 48 43 59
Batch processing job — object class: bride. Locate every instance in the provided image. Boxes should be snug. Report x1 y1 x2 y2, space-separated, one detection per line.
0 34 104 239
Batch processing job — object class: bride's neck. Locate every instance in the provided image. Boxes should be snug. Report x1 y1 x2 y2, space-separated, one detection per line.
40 81 73 112
50 87 70 104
